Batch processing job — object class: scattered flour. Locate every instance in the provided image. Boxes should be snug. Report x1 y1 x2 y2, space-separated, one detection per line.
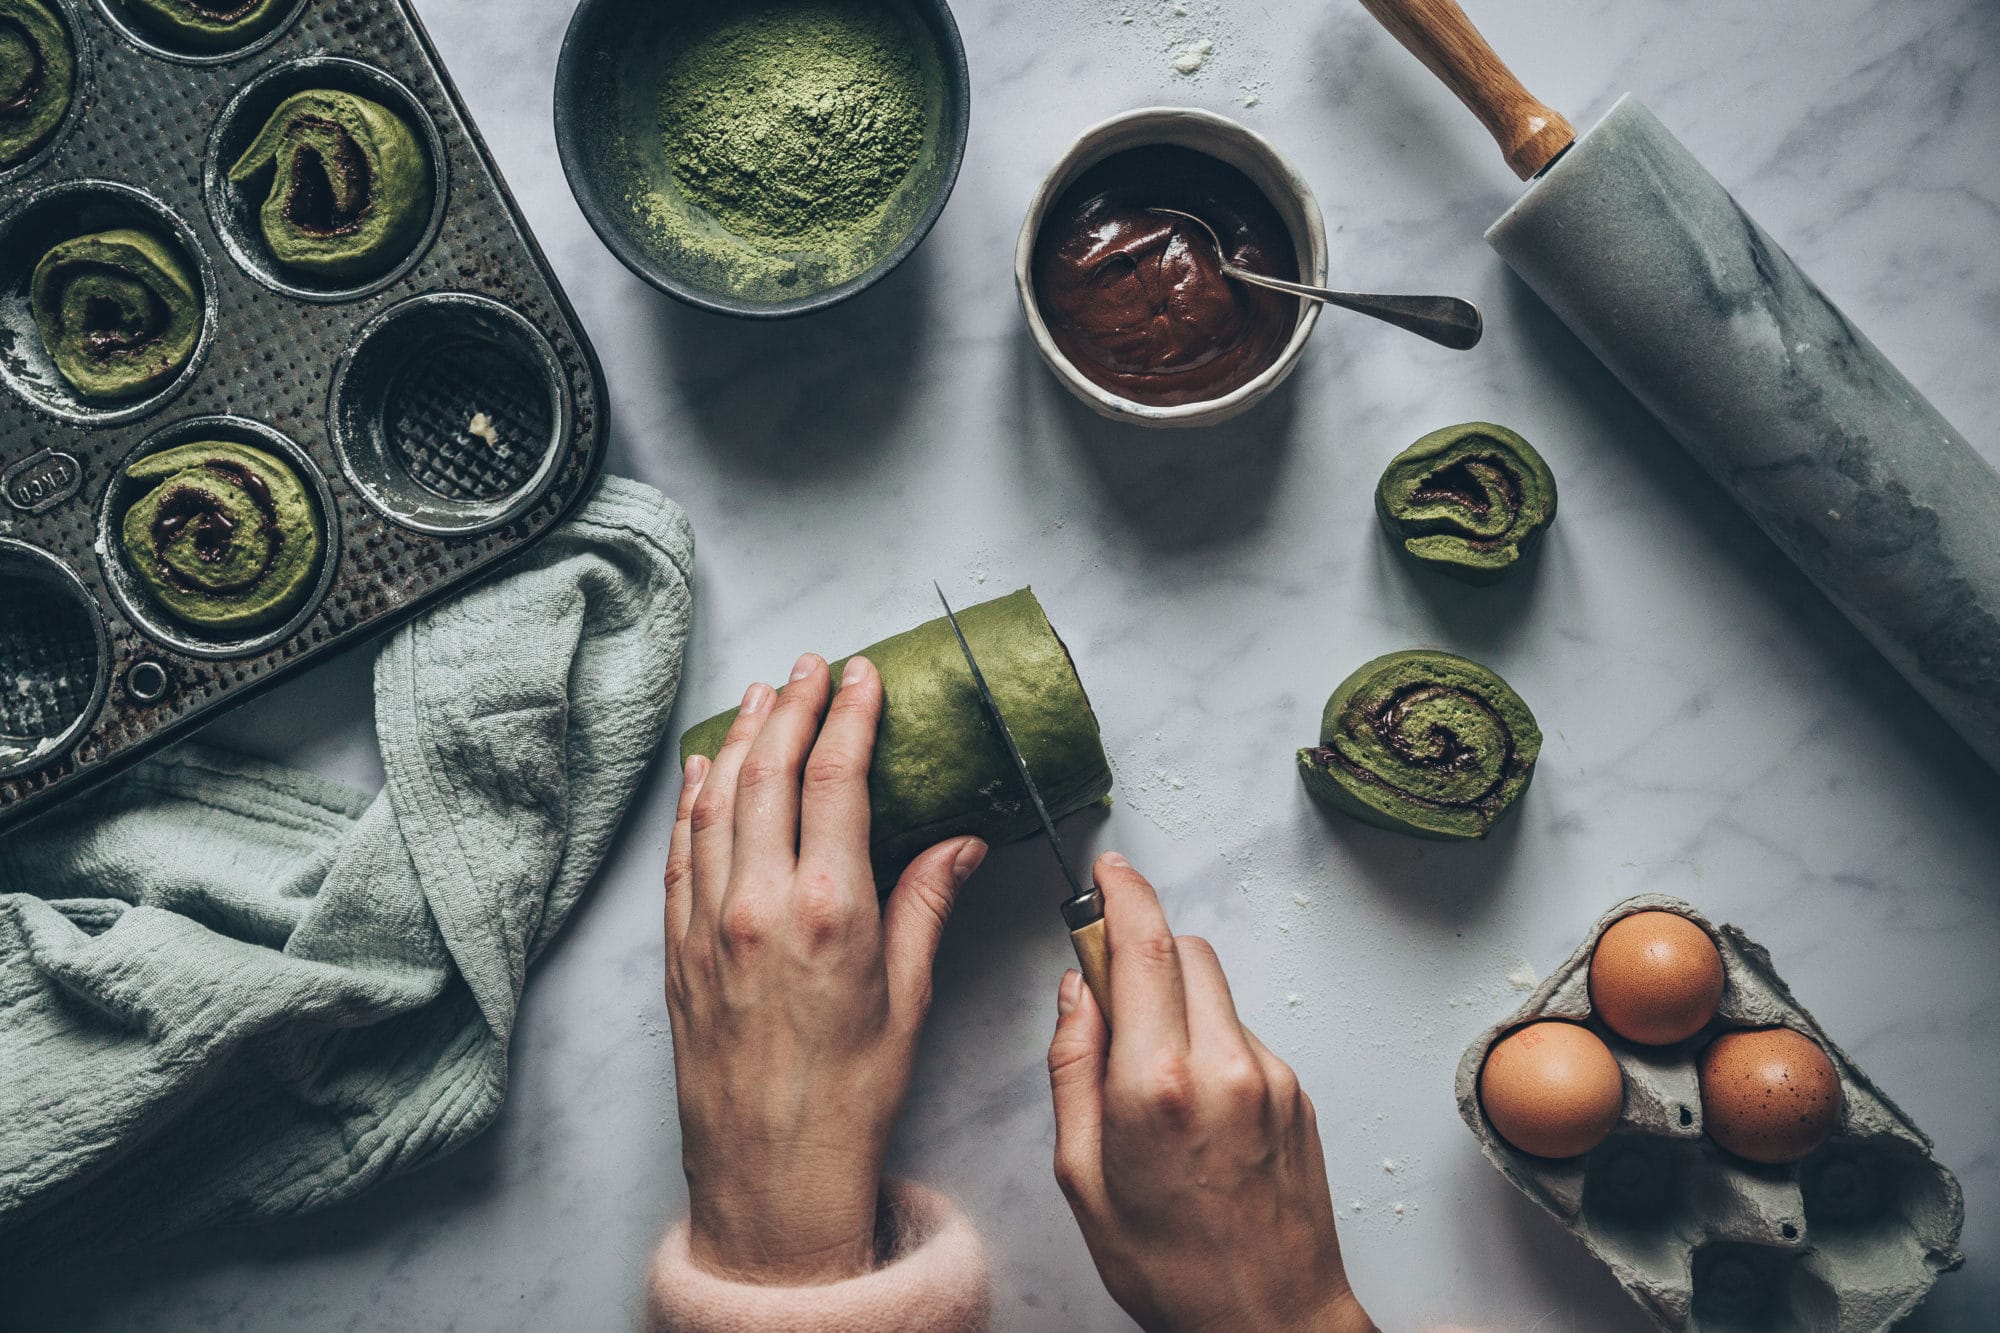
1106 1 1243 85
1172 39 1213 75
1113 753 1201 840
1505 958 1539 991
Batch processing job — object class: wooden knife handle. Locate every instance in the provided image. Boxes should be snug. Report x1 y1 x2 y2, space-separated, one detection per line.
1070 916 1113 1026
1356 0 1575 179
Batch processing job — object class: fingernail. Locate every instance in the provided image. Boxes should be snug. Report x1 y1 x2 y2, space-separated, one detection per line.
684 753 710 787
1099 850 1129 869
741 682 772 713
843 655 873 687
951 838 988 884
1058 968 1081 1017
789 653 819 682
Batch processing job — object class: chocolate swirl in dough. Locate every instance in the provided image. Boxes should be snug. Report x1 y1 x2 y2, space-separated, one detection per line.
125 0 292 51
228 88 431 281
120 440 324 633
1298 650 1542 840
1376 422 1557 584
31 228 201 401
0 0 74 169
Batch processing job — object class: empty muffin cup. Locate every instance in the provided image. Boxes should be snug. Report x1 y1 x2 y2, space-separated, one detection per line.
98 416 339 659
330 292 570 534
204 56 448 302
0 179 213 424
0 539 108 780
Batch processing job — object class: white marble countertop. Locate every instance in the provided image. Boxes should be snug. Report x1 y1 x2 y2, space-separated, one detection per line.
15 0 1998 1328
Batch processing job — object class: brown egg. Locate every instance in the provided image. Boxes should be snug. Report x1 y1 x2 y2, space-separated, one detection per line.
1479 1020 1625 1159
1589 910 1726 1045
1699 1027 1843 1164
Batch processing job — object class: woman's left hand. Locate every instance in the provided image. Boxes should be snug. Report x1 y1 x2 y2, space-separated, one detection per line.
664 653 988 1285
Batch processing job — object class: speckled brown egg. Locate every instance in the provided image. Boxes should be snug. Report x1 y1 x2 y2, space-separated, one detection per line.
1699 1027 1842 1164
1479 1020 1624 1159
1589 910 1726 1045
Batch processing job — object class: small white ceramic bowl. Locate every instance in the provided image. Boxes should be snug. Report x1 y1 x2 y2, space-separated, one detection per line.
1016 107 1329 428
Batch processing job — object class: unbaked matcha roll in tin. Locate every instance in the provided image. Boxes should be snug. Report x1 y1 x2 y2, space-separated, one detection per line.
97 418 339 659
203 56 449 301
0 179 215 424
0 0 80 175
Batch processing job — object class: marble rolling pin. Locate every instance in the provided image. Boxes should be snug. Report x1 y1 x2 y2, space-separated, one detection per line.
1360 0 2000 771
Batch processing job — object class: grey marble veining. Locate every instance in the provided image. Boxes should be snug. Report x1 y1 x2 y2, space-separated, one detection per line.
1490 95 2000 772
9 1 2000 1330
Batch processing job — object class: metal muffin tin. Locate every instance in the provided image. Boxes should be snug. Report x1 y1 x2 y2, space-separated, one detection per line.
0 0 606 828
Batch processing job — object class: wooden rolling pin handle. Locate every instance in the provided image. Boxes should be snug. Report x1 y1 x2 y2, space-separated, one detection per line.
1356 0 1576 179
1067 912 1113 1026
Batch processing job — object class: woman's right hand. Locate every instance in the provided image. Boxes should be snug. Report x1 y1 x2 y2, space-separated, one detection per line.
1046 852 1377 1333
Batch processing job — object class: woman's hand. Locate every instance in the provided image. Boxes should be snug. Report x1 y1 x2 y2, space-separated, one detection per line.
664 654 987 1285
1047 853 1376 1333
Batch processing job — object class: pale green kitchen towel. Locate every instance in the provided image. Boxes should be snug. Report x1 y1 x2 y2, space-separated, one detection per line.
0 476 693 1263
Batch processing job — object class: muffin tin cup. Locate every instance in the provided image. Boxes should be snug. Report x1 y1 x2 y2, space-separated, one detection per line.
0 539 110 780
0 0 93 187
202 54 450 303
90 0 306 66
0 0 606 832
0 178 216 426
329 292 570 535
94 416 341 660
1457 894 1965 1330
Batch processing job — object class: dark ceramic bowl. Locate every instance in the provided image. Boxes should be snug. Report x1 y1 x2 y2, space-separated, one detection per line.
554 0 970 319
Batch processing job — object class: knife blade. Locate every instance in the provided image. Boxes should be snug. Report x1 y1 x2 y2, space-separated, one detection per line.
934 583 1112 1021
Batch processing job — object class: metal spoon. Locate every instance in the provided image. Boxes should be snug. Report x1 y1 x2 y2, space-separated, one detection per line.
1148 207 1483 350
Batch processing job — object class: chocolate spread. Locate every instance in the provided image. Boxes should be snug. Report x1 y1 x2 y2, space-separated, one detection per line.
1032 144 1299 408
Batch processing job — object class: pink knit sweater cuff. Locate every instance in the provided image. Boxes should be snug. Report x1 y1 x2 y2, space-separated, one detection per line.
646 1180 991 1333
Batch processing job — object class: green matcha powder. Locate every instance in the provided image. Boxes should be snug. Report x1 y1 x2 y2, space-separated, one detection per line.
640 1 930 296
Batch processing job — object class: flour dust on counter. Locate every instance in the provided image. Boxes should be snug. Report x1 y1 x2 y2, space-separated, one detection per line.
1105 0 1240 86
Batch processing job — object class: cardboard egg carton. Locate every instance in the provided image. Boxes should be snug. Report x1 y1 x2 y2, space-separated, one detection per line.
1455 894 1963 1330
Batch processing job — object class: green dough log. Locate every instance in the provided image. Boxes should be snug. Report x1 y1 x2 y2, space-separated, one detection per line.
124 0 291 51
228 89 431 281
680 588 1113 877
121 441 323 633
1375 422 1557 584
1297 650 1541 841
31 228 201 402
0 0 73 169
